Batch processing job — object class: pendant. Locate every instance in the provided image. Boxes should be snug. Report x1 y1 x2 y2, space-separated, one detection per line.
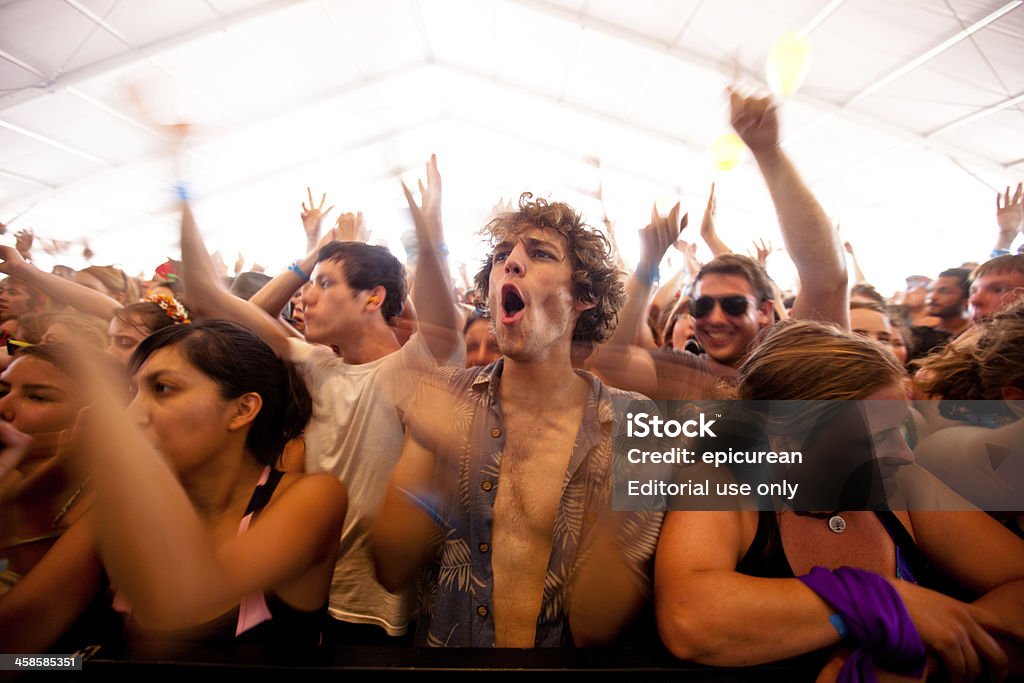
828 515 847 534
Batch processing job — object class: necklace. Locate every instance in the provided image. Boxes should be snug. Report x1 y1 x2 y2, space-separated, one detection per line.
796 510 847 534
52 477 90 527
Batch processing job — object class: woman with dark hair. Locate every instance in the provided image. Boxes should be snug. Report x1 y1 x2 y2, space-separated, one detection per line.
86 320 346 652
655 320 1024 681
0 344 121 653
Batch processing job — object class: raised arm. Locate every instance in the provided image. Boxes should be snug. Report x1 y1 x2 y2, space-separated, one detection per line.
248 189 340 322
587 203 684 395
648 241 698 335
994 182 1023 255
402 155 460 361
730 89 848 328
179 201 294 358
700 183 732 257
0 245 122 320
301 187 334 254
843 236 869 285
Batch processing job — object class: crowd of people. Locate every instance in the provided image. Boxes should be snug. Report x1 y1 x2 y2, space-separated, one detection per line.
0 88 1022 680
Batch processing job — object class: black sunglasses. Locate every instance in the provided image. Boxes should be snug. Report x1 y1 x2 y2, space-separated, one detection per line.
690 295 751 319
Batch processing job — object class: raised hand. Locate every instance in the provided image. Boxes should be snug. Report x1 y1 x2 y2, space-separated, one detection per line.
700 183 717 240
233 252 245 276
699 183 732 258
15 229 33 261
639 202 688 275
752 238 773 268
210 251 228 278
0 243 27 275
335 211 369 243
402 154 444 249
300 187 335 243
676 240 701 274
996 182 1023 249
729 88 779 154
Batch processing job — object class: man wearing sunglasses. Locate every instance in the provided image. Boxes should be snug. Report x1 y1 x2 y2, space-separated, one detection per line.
593 89 847 400
686 254 775 367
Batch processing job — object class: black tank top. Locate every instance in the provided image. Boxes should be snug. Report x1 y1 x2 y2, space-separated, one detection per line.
124 468 327 659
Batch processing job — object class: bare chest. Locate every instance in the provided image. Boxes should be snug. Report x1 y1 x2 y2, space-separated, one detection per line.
492 408 585 535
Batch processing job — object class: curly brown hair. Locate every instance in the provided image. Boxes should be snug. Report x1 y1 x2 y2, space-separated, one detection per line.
473 193 625 345
914 300 1024 400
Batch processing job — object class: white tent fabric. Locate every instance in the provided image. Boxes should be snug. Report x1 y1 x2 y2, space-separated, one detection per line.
1 0 1022 293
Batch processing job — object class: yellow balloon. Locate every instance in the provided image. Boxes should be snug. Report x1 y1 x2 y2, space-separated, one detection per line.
709 133 745 171
767 32 810 97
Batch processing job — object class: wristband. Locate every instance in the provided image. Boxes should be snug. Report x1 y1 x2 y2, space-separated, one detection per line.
288 261 310 282
173 181 191 202
395 485 449 529
636 261 660 288
829 613 849 640
990 248 1010 259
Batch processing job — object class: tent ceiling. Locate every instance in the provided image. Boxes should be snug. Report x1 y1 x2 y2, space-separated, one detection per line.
0 0 1021 291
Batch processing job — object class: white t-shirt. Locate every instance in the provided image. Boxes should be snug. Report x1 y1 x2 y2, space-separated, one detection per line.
287 333 460 635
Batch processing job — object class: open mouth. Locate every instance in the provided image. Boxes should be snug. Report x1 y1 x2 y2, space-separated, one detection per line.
501 285 526 323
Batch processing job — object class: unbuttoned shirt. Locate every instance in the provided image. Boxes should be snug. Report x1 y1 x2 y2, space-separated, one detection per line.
405 359 663 647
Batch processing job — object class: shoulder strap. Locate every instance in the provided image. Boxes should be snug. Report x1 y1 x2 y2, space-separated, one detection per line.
874 510 924 584
242 467 285 521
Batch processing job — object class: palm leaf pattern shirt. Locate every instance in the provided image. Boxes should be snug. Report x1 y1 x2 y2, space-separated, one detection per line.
405 359 663 647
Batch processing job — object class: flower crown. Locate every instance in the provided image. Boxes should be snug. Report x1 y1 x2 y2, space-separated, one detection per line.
145 292 191 324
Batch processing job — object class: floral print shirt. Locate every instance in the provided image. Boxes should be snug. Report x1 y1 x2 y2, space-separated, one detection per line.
406 360 663 647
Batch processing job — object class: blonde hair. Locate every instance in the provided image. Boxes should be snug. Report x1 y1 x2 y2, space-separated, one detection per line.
79 265 139 303
42 312 110 350
736 319 907 401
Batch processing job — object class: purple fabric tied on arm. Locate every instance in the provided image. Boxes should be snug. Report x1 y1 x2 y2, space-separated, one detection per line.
798 566 926 683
